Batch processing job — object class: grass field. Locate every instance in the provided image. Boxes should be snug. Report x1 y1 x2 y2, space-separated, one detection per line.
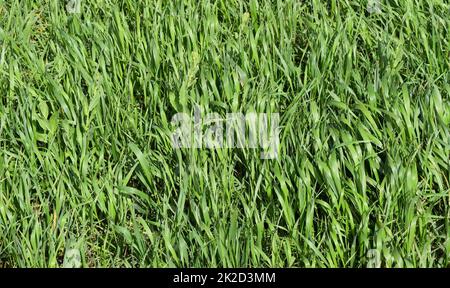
0 0 449 268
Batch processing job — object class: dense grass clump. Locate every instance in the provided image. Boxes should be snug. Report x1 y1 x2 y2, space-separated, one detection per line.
0 0 449 267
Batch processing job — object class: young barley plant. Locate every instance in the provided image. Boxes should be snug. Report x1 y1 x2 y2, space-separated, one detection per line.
0 0 449 267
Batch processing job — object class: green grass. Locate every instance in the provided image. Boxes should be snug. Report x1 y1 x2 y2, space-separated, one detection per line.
0 0 449 267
